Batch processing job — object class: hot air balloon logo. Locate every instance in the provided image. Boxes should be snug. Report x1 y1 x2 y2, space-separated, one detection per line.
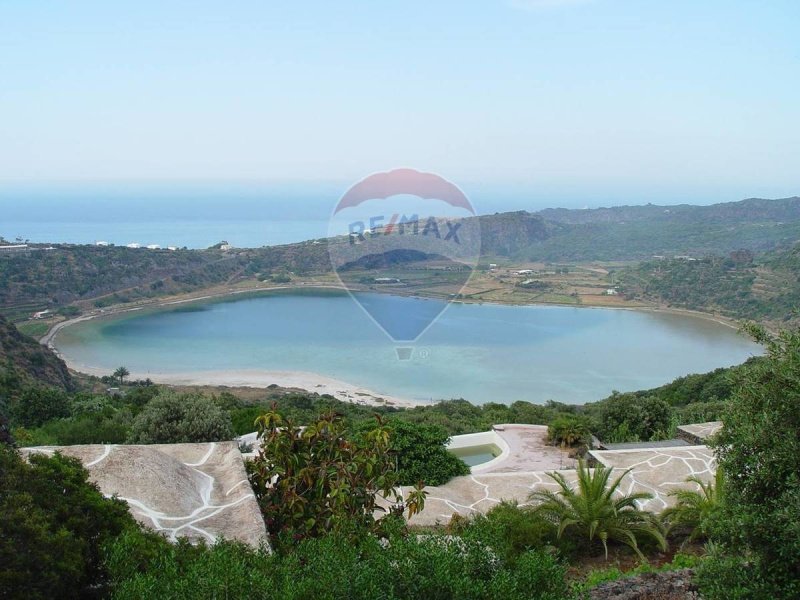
328 168 481 358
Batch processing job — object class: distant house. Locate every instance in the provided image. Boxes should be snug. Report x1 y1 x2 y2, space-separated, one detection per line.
126 243 141 249
32 310 51 319
516 269 534 276
146 244 161 250
605 289 619 296
167 246 178 251
374 277 401 284
220 244 234 251
95 241 110 247
488 263 498 269
0 244 29 254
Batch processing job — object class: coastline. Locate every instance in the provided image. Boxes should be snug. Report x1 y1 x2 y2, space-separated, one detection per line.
55 355 421 409
41 282 751 406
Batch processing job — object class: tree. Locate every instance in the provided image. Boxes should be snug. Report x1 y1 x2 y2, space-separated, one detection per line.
248 409 426 546
595 393 672 442
529 460 666 560
697 325 800 599
378 419 469 486
662 468 724 543
0 398 13 446
0 446 136 598
127 391 233 444
9 386 71 428
113 366 130 386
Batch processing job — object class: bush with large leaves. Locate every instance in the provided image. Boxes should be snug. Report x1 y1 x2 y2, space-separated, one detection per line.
529 460 666 559
697 325 800 599
248 409 426 545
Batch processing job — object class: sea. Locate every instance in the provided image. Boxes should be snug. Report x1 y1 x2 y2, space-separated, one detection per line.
0 181 580 249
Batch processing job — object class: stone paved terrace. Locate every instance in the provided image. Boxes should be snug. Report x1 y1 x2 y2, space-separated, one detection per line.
476 424 577 473
22 442 268 548
677 421 723 444
402 428 717 526
588 445 716 512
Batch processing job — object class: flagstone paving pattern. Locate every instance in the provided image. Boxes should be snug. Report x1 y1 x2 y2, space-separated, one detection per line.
677 421 722 444
403 423 719 526
587 445 716 512
22 442 268 547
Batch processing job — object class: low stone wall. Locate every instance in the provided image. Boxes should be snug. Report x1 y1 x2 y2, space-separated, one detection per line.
588 568 699 600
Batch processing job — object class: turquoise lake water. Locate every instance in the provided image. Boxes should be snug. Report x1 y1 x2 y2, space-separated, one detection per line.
53 290 762 405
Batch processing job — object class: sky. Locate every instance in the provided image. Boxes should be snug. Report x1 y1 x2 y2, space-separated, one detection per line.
1 0 799 204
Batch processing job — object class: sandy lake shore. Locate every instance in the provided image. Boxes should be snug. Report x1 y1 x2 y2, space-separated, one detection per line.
54 353 420 409
40 281 749 409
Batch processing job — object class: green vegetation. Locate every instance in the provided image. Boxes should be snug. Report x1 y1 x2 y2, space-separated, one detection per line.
9 386 71 428
5 326 800 598
571 552 701 595
619 244 800 325
662 469 724 544
0 446 136 598
547 414 591 447
590 393 673 443
533 197 800 261
529 460 666 559
0 242 331 319
14 320 50 338
379 419 470 486
0 314 74 393
3 197 800 323
104 528 570 600
127 390 234 444
451 501 562 563
248 409 426 546
696 326 800 599
112 366 129 386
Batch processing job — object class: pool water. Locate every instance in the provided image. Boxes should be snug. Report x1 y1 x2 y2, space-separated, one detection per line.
449 443 501 467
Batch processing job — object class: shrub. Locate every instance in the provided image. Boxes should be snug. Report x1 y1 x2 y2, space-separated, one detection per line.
127 391 233 444
0 446 136 598
9 386 71 428
547 415 591 447
248 410 426 545
382 419 470 486
106 530 571 600
595 393 672 442
696 325 800 599
529 460 666 560
662 469 724 544
456 501 561 563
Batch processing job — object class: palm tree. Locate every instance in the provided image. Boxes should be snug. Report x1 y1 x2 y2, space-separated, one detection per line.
113 366 130 386
662 468 724 543
529 460 666 560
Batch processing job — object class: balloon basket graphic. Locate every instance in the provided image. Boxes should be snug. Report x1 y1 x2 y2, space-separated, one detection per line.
395 347 413 361
328 168 480 356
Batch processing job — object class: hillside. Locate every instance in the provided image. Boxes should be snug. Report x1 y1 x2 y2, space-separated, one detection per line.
618 244 800 325
523 196 800 261
1 196 799 320
0 314 74 392
0 242 331 319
